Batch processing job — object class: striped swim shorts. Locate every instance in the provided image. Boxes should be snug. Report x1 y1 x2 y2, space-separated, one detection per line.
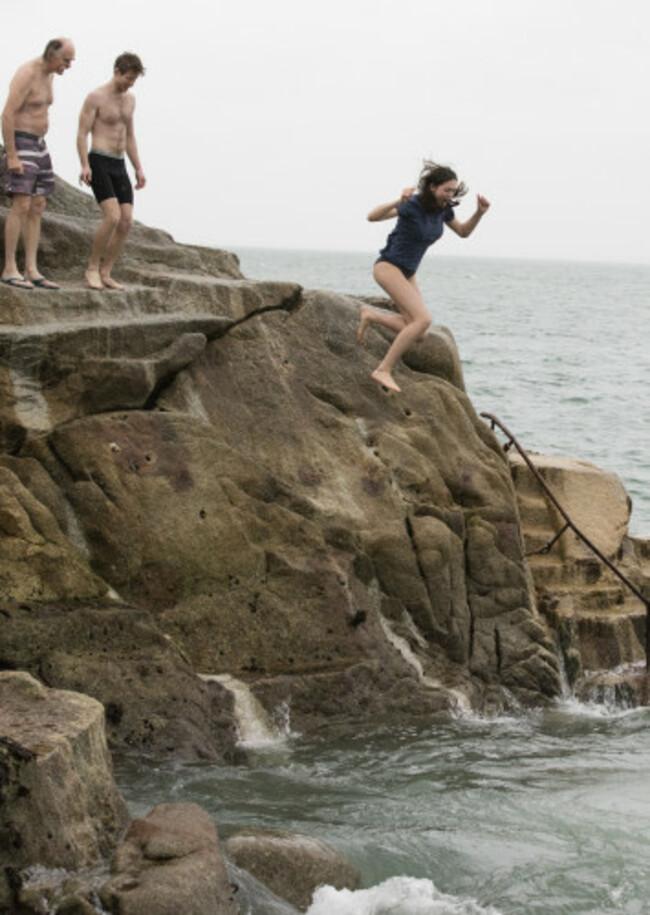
2 131 55 197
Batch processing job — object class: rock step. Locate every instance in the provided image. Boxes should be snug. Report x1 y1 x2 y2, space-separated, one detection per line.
522 524 564 555
0 312 233 360
573 605 646 670
567 586 630 613
526 554 565 586
0 274 302 328
526 553 617 587
0 283 169 326
535 581 628 612
515 493 558 529
634 538 650 560
509 456 559 499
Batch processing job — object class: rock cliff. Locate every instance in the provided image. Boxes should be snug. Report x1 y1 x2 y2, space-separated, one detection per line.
0 172 563 759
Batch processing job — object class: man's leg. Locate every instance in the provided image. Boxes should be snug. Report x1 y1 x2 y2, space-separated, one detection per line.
23 196 48 282
2 194 33 286
85 198 121 290
100 203 133 290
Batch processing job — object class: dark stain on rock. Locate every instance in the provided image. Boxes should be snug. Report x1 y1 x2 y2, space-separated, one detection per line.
106 414 194 492
105 702 124 725
128 560 184 613
361 466 385 497
298 464 324 487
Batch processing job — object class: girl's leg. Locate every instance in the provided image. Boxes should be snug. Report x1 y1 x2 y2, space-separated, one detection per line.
368 261 431 392
357 303 406 342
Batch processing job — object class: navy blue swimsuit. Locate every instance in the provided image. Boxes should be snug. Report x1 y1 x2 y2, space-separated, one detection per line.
377 195 455 277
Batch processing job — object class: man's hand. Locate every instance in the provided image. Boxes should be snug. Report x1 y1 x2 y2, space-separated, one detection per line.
7 153 23 175
135 169 146 190
79 166 92 186
477 194 490 214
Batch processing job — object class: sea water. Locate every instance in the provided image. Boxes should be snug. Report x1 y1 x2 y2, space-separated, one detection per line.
115 701 650 915
237 249 650 538
114 249 650 914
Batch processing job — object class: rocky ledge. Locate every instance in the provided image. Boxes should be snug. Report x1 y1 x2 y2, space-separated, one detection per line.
0 172 565 752
2 169 649 913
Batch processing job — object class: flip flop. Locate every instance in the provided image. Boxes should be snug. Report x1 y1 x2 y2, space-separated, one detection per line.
30 277 60 290
1 276 34 290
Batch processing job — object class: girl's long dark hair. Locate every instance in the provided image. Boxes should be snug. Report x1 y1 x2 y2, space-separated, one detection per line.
417 160 468 213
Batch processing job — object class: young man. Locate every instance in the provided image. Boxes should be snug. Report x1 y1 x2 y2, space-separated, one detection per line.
77 52 146 290
1 38 75 290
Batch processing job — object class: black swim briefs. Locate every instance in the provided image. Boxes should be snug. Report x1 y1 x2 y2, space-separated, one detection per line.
89 150 133 205
374 257 415 280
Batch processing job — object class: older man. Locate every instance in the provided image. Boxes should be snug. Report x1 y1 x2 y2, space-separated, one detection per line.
1 38 75 290
77 52 146 290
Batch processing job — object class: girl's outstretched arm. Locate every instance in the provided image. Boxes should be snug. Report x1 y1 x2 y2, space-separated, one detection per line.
367 187 415 221
447 194 491 238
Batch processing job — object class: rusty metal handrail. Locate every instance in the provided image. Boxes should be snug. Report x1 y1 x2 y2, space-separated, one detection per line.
481 411 650 671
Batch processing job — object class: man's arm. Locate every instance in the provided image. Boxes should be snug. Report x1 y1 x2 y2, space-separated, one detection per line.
446 195 491 238
125 101 145 190
2 69 33 173
77 93 98 186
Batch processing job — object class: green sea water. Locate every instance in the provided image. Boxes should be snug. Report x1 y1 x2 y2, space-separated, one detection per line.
115 699 650 914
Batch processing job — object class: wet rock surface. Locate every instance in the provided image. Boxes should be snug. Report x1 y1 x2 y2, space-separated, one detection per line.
226 827 361 911
100 802 239 915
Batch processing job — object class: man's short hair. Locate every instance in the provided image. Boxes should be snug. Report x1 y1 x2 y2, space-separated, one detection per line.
43 39 63 61
114 52 145 76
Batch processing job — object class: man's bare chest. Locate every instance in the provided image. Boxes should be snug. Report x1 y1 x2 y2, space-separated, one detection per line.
24 76 53 111
99 97 132 127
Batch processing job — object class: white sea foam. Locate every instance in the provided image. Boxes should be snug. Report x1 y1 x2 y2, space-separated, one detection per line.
305 876 502 915
554 693 645 720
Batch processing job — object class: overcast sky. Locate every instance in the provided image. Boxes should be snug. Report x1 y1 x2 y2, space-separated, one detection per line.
2 0 649 263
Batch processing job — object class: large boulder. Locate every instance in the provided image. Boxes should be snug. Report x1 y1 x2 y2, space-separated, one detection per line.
226 828 360 911
0 171 562 740
100 803 239 915
509 452 631 561
0 671 129 912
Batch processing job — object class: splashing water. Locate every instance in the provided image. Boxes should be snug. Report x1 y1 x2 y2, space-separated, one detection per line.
307 876 502 915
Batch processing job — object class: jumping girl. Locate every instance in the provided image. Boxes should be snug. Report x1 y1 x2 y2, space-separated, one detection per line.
359 161 490 392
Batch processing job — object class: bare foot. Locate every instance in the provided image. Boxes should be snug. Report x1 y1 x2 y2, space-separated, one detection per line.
371 369 401 393
100 274 125 290
85 269 104 290
357 305 372 343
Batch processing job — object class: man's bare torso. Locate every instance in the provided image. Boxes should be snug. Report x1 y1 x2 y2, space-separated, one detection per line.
89 84 135 157
12 60 54 137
